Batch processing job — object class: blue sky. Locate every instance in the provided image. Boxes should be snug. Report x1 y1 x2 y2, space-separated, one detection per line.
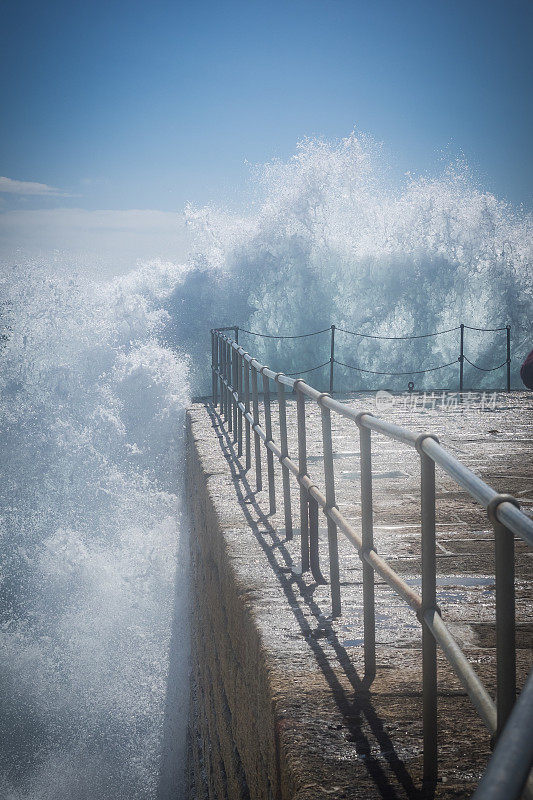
0 0 531 219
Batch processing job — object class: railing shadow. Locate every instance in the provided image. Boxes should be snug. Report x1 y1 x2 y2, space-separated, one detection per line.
207 404 425 800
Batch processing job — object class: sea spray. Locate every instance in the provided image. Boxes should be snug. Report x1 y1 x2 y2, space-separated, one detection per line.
0 261 190 799
166 134 532 392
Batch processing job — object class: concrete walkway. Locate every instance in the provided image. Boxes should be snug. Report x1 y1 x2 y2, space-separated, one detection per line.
187 391 532 799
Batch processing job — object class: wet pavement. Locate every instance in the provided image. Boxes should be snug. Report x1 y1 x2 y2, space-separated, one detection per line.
188 390 532 799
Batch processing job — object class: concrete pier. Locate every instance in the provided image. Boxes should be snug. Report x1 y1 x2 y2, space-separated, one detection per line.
187 392 532 799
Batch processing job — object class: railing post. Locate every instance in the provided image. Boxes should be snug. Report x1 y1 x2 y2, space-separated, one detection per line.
237 350 243 457
356 416 376 682
251 363 262 491
308 497 324 583
226 341 233 433
244 357 251 470
296 384 310 572
472 667 533 800
232 345 238 442
224 339 229 422
276 377 293 539
329 325 335 394
487 494 519 738
235 325 239 345
320 397 341 616
459 323 464 393
213 331 220 408
221 338 227 421
261 369 276 514
211 330 216 406
417 435 439 794
506 325 511 393
218 335 223 411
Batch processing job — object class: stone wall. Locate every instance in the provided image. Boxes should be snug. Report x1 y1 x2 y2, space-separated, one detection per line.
186 407 282 800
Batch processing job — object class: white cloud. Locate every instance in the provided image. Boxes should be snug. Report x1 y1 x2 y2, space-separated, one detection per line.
0 176 72 197
0 207 190 277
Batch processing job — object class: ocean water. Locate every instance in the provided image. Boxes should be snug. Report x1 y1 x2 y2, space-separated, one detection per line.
0 134 531 799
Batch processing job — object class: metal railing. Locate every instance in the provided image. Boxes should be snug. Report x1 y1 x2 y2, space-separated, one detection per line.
210 328 533 800
229 322 513 392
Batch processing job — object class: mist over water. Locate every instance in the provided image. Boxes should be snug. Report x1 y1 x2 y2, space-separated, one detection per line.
0 134 531 799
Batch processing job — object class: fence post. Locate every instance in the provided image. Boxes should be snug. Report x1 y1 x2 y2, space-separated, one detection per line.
237 350 243 457
221 339 227 421
232 345 238 441
234 326 239 345
211 330 214 404
487 494 519 738
214 333 217 407
218 336 223 411
506 326 511 393
307 497 325 583
356 416 376 682
226 341 233 434
261 369 276 514
276 378 293 539
251 363 262 491
459 323 464 392
329 325 336 394
223 339 228 423
417 434 439 794
320 398 341 616
296 385 310 572
244 357 251 470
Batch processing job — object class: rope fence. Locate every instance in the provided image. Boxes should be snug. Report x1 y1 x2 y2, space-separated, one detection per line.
239 323 506 340
238 326 331 339
463 324 509 332
336 325 461 340
334 357 460 376
463 356 511 372
285 360 332 376
232 322 513 392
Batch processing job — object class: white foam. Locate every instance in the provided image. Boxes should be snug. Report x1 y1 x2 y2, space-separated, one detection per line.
0 261 190 799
